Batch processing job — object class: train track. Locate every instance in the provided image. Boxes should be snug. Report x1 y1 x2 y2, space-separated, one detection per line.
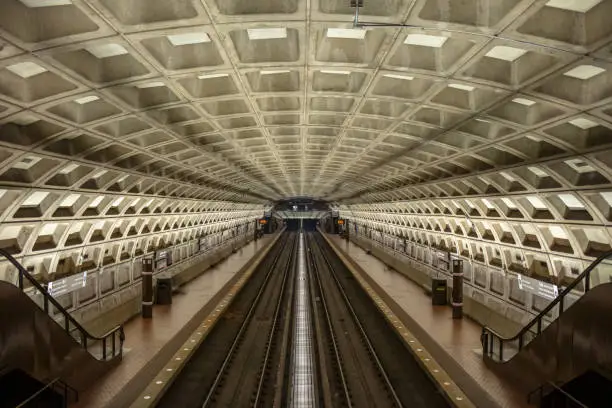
157 231 450 408
157 232 297 408
306 232 449 408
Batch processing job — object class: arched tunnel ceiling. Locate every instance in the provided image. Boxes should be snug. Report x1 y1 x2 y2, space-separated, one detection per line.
0 0 609 207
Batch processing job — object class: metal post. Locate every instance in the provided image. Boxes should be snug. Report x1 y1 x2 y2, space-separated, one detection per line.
142 258 154 318
451 259 463 319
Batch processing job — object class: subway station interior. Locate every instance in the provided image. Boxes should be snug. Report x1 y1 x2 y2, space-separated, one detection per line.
0 0 612 407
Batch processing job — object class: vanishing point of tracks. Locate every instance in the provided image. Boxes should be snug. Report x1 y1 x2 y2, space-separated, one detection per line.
157 231 449 408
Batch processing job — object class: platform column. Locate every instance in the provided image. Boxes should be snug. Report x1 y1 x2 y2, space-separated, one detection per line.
451 259 463 319
142 258 154 318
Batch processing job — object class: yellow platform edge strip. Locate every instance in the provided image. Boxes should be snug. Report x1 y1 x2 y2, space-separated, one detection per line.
130 230 284 408
321 232 476 408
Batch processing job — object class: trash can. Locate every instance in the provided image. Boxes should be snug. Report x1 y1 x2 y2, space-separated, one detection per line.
156 276 173 305
431 278 447 306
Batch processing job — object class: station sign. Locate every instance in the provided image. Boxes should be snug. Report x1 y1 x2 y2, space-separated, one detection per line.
517 274 559 301
47 271 88 297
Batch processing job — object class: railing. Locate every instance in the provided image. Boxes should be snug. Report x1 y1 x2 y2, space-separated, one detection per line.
16 377 79 408
482 251 612 362
528 381 588 408
0 248 124 362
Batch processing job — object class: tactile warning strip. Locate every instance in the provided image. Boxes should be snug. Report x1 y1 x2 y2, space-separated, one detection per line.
129 231 284 408
321 232 476 408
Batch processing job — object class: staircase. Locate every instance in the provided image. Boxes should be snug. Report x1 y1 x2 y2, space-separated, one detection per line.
481 251 612 397
0 249 125 402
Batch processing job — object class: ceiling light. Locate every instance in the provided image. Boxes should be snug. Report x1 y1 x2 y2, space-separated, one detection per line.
12 156 41 170
167 32 211 46
528 166 548 177
74 95 100 104
404 34 447 48
569 117 598 129
198 73 228 79
6 61 47 78
11 114 40 126
19 0 71 7
448 83 475 91
326 28 366 40
485 45 527 62
136 81 165 89
59 163 79 174
260 70 290 75
384 74 413 80
512 97 536 106
247 28 287 40
545 0 602 13
85 44 128 59
320 70 351 75
563 65 606 80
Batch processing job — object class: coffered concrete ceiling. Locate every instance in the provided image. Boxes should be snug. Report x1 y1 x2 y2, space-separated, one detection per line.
0 0 611 206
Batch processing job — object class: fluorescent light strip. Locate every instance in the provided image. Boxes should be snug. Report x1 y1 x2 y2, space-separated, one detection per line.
563 65 606 80
326 28 366 40
404 33 447 48
545 0 602 13
383 73 413 80
512 97 536 106
198 73 229 79
260 70 290 75
448 83 475 91
167 32 211 46
569 117 598 129
247 28 287 40
85 43 128 59
19 0 71 7
320 70 351 75
136 81 165 89
74 95 100 104
485 45 527 62
6 62 47 78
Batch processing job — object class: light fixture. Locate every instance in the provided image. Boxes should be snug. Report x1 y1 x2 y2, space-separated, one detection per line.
19 0 71 7
197 73 228 79
136 81 165 89
85 44 128 59
404 34 447 48
74 95 100 104
260 70 290 75
448 83 475 91
167 32 211 46
512 97 536 106
563 65 606 80
320 70 351 75
569 117 598 129
383 73 413 80
326 28 366 40
485 46 527 62
6 62 47 78
247 28 287 40
545 0 602 13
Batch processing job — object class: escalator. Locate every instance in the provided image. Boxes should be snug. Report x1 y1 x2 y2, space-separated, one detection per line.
482 252 612 406
0 249 124 406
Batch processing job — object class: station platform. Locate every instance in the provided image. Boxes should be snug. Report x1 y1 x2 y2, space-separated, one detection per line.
74 234 277 408
325 234 529 408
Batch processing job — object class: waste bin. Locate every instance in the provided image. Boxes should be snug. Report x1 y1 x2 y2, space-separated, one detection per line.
431 278 447 306
156 276 173 305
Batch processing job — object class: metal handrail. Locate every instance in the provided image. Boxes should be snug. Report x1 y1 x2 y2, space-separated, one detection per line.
16 376 79 408
528 381 589 408
0 248 124 361
482 250 612 361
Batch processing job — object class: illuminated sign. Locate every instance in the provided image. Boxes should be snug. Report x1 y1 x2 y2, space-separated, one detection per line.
47 271 88 297
517 274 559 301
259 219 268 224
337 219 345 225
